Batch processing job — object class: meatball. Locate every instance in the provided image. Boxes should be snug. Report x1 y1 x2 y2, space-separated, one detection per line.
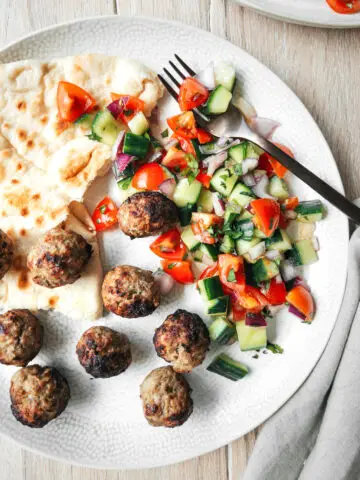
0 310 43 366
0 229 14 279
102 265 160 318
140 366 193 428
153 309 210 373
76 326 131 378
118 191 178 238
10 365 70 428
27 225 92 288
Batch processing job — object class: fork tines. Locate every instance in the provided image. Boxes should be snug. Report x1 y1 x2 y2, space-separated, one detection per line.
158 54 197 101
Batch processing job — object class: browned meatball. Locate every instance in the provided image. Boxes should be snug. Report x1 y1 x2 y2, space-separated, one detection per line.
10 365 70 428
0 310 43 366
0 229 14 279
118 191 178 238
153 309 210 373
102 265 160 318
76 326 132 378
27 225 92 288
140 366 193 428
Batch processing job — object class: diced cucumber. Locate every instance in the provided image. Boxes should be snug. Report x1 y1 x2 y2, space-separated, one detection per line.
236 321 267 351
220 234 235 253
286 220 315 242
246 143 261 160
75 113 94 129
207 353 249 381
178 204 196 226
198 275 224 301
254 228 267 239
173 178 202 208
292 239 319 265
205 295 229 316
190 139 203 160
198 141 218 156
238 210 253 220
194 244 219 263
123 132 150 158
252 258 279 284
209 317 236 345
91 110 122 146
268 176 289 200
127 111 149 135
228 182 255 207
181 225 200 251
229 142 247 163
203 85 232 115
197 188 213 213
265 229 292 252
236 237 260 256
214 62 236 92
295 200 324 223
210 167 238 197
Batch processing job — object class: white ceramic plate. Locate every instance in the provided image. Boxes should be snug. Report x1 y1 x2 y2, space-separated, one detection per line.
0 16 348 469
235 0 360 27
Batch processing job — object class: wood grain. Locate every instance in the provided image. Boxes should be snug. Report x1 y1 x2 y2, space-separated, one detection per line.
0 1 359 479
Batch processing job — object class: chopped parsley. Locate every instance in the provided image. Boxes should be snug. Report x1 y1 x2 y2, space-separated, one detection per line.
86 131 101 141
232 163 243 176
99 205 107 214
166 263 177 270
118 177 132 190
227 269 236 282
161 128 169 138
123 109 133 117
266 342 284 354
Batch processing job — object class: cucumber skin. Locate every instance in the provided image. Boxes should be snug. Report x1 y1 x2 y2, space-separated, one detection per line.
207 353 249 381
198 276 224 301
123 132 150 158
178 204 196 226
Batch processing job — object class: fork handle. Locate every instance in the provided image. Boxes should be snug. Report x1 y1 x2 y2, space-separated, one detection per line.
247 134 360 225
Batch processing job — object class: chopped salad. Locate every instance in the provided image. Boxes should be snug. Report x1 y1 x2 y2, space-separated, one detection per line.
57 61 325 382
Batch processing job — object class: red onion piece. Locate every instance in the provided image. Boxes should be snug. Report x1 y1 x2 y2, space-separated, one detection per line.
288 304 306 321
250 117 281 139
148 150 165 163
252 174 274 199
154 272 176 296
217 136 233 147
235 97 257 122
195 63 215 90
114 153 134 173
111 130 125 160
265 250 281 261
284 209 298 220
280 260 303 282
245 312 267 327
200 138 240 156
159 178 176 197
242 173 256 187
206 151 228 175
242 158 259 175
164 138 179 151
212 192 226 216
107 96 128 118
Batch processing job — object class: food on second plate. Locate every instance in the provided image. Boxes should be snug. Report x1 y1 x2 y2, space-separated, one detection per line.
102 265 161 318
0 229 14 280
76 326 132 378
10 365 70 428
27 225 92 289
140 366 193 428
117 191 178 238
0 54 163 320
0 309 43 367
326 0 360 14
153 309 210 373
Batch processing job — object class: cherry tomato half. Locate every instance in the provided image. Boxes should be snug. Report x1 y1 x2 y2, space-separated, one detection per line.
132 163 166 191
286 285 315 322
150 229 187 261
57 81 96 122
167 111 198 139
178 77 209 112
326 0 360 13
161 260 195 284
92 196 118 232
251 199 280 238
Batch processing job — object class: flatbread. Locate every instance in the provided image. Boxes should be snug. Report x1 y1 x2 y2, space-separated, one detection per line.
0 54 163 320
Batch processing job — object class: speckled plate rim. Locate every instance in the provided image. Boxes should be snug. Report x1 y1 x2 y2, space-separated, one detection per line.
234 0 360 28
0 15 349 469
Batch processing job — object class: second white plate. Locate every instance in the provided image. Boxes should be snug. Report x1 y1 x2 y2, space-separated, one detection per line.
235 0 360 28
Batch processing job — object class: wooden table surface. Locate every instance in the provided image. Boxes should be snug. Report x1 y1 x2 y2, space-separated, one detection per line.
0 1 359 479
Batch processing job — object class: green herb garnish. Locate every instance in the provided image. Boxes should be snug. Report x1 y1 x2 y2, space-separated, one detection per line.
161 128 169 138
266 342 284 354
166 263 177 270
227 269 236 283
118 177 132 190
99 205 107 214
86 132 101 141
